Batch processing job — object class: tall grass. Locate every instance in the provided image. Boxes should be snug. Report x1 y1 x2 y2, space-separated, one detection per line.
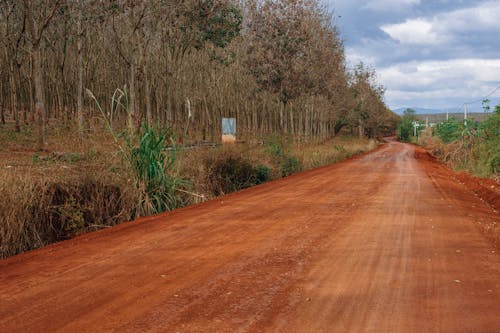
87 88 190 215
0 173 138 258
130 125 190 215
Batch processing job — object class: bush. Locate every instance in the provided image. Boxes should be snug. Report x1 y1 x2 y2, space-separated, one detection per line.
281 156 300 177
265 138 301 177
435 118 460 143
423 105 500 178
128 124 189 215
204 153 270 196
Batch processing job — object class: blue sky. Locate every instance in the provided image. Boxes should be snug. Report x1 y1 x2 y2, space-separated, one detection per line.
327 0 500 112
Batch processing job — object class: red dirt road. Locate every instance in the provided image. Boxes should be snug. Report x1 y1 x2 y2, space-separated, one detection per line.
1 141 499 332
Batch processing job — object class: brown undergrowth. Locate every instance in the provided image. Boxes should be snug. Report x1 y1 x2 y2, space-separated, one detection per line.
0 123 379 258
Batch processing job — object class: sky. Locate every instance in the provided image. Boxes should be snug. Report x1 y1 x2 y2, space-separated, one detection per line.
327 0 500 112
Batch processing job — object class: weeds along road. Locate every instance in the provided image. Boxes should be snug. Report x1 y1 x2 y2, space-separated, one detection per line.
1 141 499 332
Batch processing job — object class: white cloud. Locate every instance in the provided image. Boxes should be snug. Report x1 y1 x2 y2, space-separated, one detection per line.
380 1 500 46
438 1 499 33
378 58 500 109
381 19 446 45
333 0 500 110
379 59 500 87
345 47 377 67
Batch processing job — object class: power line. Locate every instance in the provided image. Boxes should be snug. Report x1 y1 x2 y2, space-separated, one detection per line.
448 84 500 115
463 85 500 105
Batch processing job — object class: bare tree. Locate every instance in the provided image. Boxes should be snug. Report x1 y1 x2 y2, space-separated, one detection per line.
23 0 62 150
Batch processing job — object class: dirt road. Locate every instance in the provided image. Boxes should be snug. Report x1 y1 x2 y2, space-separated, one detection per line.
1 141 499 332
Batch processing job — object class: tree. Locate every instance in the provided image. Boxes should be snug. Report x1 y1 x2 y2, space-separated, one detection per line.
398 108 416 142
0 1 25 132
349 62 390 138
0 0 391 144
23 0 62 150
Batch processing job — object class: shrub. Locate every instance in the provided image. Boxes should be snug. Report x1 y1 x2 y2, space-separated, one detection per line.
435 118 460 143
204 153 270 196
281 156 301 177
255 164 271 183
128 124 189 215
265 137 301 177
87 89 190 215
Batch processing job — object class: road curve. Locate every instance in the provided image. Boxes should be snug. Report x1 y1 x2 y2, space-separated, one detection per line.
1 141 499 332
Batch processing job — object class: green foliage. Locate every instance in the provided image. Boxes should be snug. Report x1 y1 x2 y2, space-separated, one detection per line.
281 156 300 177
266 138 301 177
478 105 500 174
255 165 271 183
429 101 500 177
128 124 189 215
87 88 189 215
266 137 286 159
397 108 416 142
435 118 460 143
482 99 491 113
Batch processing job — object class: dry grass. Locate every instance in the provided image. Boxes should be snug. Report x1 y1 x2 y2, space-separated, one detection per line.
418 128 497 179
1 122 380 258
292 137 379 169
0 172 139 258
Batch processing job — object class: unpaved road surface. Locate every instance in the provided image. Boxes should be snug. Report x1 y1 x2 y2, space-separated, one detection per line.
1 141 499 332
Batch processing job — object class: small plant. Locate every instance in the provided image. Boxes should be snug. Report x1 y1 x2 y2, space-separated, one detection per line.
56 196 85 237
266 138 285 159
281 156 300 177
255 165 271 183
265 137 301 177
129 124 190 214
32 154 42 163
86 88 190 215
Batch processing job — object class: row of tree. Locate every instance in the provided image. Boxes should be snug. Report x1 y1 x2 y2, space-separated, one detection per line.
0 0 398 149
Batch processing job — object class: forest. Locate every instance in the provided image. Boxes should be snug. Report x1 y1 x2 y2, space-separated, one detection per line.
0 0 397 146
0 0 398 257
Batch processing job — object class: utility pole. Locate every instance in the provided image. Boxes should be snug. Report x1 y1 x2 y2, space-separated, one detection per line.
464 103 468 126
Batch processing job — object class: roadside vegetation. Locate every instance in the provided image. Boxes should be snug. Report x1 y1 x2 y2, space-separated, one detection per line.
0 0 394 258
414 103 500 179
0 123 378 258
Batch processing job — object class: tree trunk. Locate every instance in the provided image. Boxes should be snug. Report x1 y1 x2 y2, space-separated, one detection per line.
128 59 136 133
144 64 152 126
33 44 46 150
9 61 20 131
77 0 84 133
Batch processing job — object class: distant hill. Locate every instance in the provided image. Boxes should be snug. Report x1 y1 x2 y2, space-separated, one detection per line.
414 113 491 123
392 107 491 123
392 107 456 115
